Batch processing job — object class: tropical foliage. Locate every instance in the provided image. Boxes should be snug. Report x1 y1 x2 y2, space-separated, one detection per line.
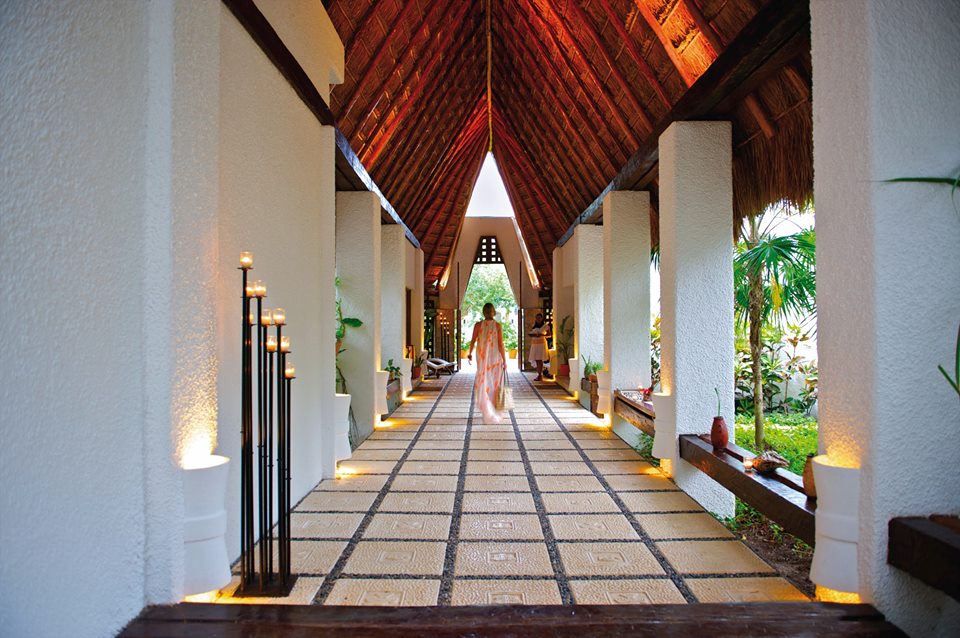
734 207 817 448
460 264 518 352
555 315 574 362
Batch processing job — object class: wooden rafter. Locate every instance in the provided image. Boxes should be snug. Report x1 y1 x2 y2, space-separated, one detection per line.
682 0 726 52
495 13 616 180
631 0 696 87
550 0 654 132
510 2 631 162
338 0 434 122
358 3 476 165
519 1 642 147
594 0 672 108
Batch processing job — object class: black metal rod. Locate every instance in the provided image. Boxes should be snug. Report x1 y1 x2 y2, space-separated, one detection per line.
240 268 254 588
284 375 293 586
276 334 287 585
255 297 266 590
267 346 274 578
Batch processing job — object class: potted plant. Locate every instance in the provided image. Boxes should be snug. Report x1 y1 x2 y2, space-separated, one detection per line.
335 277 363 458
555 315 573 377
581 355 601 383
710 387 729 451
411 351 426 380
385 358 402 383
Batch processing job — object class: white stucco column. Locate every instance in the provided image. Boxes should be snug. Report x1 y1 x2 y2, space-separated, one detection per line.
652 121 734 518
603 191 651 442
572 225 604 409
413 248 425 356
811 1 960 631
336 192 382 444
380 225 407 380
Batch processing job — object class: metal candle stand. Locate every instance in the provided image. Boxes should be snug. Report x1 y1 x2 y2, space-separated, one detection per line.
236 253 297 596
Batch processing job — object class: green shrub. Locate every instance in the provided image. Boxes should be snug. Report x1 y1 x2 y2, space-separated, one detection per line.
734 414 817 474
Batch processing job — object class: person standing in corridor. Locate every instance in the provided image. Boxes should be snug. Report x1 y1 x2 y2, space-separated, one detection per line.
467 302 507 423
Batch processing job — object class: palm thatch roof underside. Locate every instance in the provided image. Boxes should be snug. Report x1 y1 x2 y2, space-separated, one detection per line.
325 0 812 290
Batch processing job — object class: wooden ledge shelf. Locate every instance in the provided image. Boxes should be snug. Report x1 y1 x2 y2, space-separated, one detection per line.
614 390 655 437
121 601 904 637
679 434 816 546
888 515 960 602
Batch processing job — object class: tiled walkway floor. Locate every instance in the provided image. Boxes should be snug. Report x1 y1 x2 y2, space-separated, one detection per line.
219 371 807 606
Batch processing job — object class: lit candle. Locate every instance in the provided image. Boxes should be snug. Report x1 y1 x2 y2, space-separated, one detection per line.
280 336 291 353
744 458 754 470
253 280 266 298
266 335 278 352
261 308 273 326
239 251 253 269
272 308 286 326
245 282 256 297
248 311 257 326
284 363 295 379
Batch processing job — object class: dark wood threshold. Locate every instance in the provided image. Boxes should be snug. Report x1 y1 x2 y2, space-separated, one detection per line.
614 390 655 437
680 434 816 546
120 602 903 637
580 377 602 417
888 515 960 602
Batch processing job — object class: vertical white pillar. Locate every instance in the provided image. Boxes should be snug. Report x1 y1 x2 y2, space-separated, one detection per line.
380 225 407 377
336 192 382 444
653 121 734 518
603 191 651 440
315 126 338 480
811 1 960 631
572 225 604 409
413 248 425 356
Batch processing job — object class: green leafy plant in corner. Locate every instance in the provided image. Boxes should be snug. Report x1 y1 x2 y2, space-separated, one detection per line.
555 315 574 362
939 323 960 402
334 277 364 394
384 358 402 382
581 355 601 379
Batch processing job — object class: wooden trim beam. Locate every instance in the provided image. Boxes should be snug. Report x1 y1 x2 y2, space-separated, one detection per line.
557 0 810 247
595 0 672 108
220 0 419 247
632 0 697 87
888 516 960 602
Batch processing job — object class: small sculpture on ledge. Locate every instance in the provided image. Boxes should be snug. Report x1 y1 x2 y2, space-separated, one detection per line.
750 450 790 475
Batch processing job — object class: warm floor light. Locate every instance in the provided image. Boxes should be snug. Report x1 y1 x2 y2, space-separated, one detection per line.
184 590 221 603
815 586 861 603
336 465 360 479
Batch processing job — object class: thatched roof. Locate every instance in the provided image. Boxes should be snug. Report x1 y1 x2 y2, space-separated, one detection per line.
325 0 812 290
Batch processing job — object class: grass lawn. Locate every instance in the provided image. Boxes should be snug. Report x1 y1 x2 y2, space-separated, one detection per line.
734 412 818 474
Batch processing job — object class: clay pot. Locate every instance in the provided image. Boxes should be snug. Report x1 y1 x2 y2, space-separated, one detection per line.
710 416 729 450
411 367 421 379
558 364 570 377
803 453 817 498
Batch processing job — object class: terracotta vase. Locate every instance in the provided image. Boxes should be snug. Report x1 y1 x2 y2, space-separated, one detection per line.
710 416 729 450
802 453 817 498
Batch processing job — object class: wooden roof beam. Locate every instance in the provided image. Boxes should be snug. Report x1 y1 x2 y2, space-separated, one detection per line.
497 12 619 178
358 3 476 165
550 0 654 132
510 2 630 163
631 0 698 87
556 0 809 247
516 0 641 150
490 72 591 210
338 0 439 122
495 144 557 276
682 0 726 53
595 0 672 108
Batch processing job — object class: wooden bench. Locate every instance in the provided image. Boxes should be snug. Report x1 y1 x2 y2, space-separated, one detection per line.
888 515 960 603
613 389 815 546
120 602 904 637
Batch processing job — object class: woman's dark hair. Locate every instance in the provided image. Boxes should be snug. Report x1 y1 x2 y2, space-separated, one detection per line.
482 303 495 315
533 313 545 327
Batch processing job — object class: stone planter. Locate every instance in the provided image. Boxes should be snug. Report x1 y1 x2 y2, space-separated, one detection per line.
334 393 352 461
182 455 231 596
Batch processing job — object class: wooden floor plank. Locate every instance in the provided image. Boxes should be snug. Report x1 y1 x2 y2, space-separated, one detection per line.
121 602 904 637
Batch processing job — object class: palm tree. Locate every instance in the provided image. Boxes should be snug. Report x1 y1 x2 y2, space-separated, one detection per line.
734 208 816 449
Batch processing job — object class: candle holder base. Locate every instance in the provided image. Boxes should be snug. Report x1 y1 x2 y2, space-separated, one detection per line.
234 574 298 598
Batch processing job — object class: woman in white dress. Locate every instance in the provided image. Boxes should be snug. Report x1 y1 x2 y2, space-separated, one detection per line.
528 313 549 381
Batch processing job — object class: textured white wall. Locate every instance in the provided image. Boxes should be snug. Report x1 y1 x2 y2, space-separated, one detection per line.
573 226 604 364
336 192 382 442
0 3 151 635
657 121 734 518
381 225 408 371
218 4 337 559
603 192 651 444
812 1 960 634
